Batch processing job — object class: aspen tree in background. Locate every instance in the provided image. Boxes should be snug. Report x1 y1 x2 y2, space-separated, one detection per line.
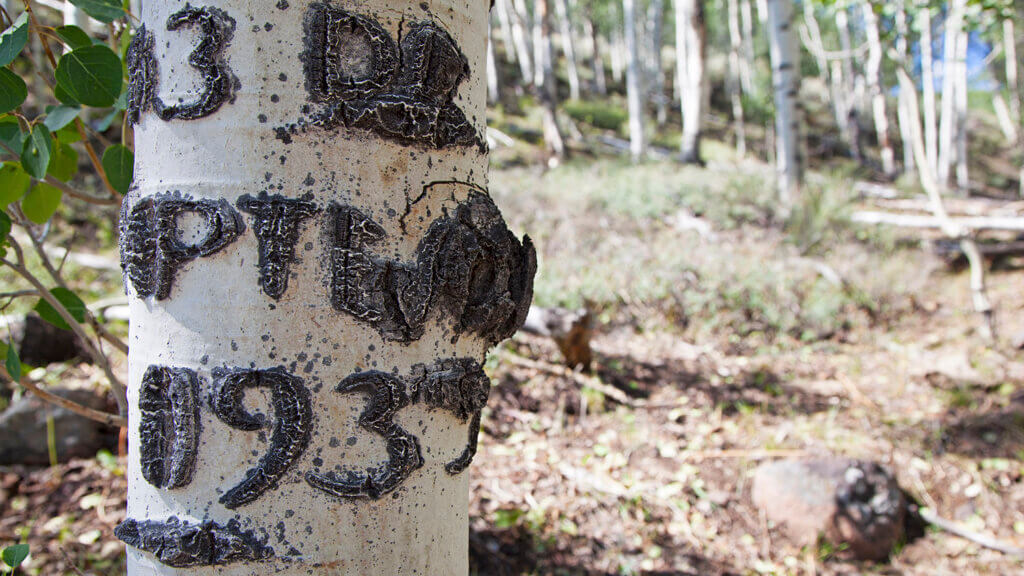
117 1 536 574
674 0 705 164
623 0 646 161
765 0 803 208
862 1 894 177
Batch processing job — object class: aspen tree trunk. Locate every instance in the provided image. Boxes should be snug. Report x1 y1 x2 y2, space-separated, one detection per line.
584 16 607 95
675 0 704 164
488 25 501 103
649 0 667 126
954 15 969 192
938 0 965 188
728 0 746 157
554 0 580 100
495 0 517 64
895 0 915 174
766 0 803 207
919 3 938 175
739 0 755 96
862 1 894 176
835 7 857 158
63 1 90 32
536 0 565 158
510 0 535 84
118 1 535 574
623 0 645 161
610 3 625 84
1005 18 1020 129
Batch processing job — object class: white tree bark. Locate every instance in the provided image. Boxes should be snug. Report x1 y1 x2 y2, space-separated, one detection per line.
610 3 624 84
728 0 746 157
510 0 534 85
862 2 894 176
584 15 607 95
1004 17 1020 130
938 0 965 188
554 0 580 100
623 0 645 160
648 0 667 126
919 3 938 175
495 0 517 64
119 1 534 574
766 0 803 206
674 0 703 163
739 0 755 95
63 1 90 31
953 12 969 192
533 0 551 88
895 0 915 174
488 24 500 103
835 6 857 157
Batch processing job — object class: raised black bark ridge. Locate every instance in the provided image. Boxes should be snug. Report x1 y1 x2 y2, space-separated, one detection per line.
289 6 484 150
126 25 158 125
156 5 239 121
115 517 272 567
139 366 201 490
330 191 536 344
237 192 319 300
210 367 313 509
119 192 245 300
305 358 490 499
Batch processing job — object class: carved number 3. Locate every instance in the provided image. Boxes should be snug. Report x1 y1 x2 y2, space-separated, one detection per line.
127 6 238 124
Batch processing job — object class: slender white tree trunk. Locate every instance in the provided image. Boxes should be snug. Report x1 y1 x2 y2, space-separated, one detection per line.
835 6 857 157
119 1 534 574
895 0 915 174
919 3 938 175
610 3 624 84
862 2 894 176
510 0 534 85
728 0 746 157
1005 17 1020 130
495 0 517 64
938 0 965 188
766 0 803 207
649 0 667 126
953 15 969 192
63 1 90 30
739 0 755 96
488 25 500 103
584 16 607 95
623 0 645 160
554 0 580 100
675 0 703 163
532 0 547 87
536 0 565 158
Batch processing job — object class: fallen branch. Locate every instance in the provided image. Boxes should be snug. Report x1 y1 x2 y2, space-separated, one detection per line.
0 365 126 428
851 211 1024 232
918 507 1024 558
495 350 638 407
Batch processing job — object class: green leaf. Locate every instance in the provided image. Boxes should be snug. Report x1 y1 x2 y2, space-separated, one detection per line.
4 344 20 383
54 82 81 106
0 68 26 114
67 0 125 23
20 125 53 179
55 45 123 108
34 287 86 331
0 13 29 68
20 182 62 224
0 161 31 206
47 141 78 182
0 211 10 244
0 116 23 150
55 25 93 50
55 124 81 144
43 105 80 132
102 144 133 195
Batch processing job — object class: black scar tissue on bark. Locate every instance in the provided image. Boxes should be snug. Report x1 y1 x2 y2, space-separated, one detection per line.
138 365 201 490
210 367 313 509
285 6 484 151
304 358 489 500
237 193 319 300
126 25 159 125
115 517 272 567
329 191 537 345
119 192 245 300
156 5 239 121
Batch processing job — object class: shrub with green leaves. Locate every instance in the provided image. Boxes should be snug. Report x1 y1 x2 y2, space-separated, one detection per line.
0 0 133 424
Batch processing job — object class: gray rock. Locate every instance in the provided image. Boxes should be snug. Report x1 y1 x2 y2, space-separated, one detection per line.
0 388 115 466
751 458 905 561
2 314 91 368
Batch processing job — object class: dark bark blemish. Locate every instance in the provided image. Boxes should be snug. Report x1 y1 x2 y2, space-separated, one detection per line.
139 365 201 490
115 517 272 567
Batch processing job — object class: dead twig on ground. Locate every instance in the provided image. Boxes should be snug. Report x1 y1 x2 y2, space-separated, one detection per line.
495 350 639 407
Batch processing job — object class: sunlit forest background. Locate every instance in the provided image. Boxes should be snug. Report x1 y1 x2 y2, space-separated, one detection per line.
1 0 1024 574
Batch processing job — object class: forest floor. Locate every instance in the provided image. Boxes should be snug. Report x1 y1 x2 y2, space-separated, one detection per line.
2 144 1024 575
